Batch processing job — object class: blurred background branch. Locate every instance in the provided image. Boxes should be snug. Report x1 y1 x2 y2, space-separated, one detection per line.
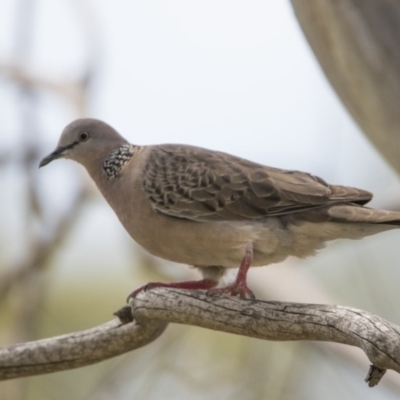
291 0 400 174
0 0 98 399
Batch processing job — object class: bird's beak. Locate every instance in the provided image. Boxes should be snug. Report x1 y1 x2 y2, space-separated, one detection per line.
39 147 65 168
39 141 78 168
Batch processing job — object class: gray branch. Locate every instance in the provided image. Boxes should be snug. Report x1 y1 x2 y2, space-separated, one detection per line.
0 288 399 387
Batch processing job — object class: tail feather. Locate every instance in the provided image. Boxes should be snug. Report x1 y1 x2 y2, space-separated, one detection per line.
327 204 400 225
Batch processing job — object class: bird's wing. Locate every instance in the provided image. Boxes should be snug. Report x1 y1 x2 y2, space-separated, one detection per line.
142 144 372 222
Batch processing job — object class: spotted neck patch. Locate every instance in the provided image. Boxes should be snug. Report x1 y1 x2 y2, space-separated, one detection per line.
103 144 138 179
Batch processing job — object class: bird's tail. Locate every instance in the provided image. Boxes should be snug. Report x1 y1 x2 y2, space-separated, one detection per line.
327 204 400 226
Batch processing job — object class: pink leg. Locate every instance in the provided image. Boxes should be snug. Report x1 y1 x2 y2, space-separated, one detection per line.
207 243 255 299
127 278 218 302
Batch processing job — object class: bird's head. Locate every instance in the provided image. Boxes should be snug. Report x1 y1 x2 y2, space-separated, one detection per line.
39 118 128 169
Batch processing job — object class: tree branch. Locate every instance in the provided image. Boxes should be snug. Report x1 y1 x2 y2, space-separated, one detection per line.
0 310 167 381
1 288 399 387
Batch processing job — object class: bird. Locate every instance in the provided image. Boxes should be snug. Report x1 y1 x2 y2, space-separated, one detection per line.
40 118 400 300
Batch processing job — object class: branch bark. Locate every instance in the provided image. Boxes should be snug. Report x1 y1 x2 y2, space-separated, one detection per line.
0 288 399 387
0 310 167 381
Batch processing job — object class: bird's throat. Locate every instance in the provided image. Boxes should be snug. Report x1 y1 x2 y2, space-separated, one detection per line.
102 144 139 179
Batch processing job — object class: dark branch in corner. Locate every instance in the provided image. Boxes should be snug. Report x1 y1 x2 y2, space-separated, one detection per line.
0 288 399 387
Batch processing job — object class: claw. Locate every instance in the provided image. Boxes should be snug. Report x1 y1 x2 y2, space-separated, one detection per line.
126 283 150 303
207 283 256 299
126 279 218 303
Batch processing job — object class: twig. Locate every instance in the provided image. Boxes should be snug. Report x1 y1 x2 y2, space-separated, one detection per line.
0 288 399 387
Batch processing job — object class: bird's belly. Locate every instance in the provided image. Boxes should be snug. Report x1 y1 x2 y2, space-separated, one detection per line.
132 216 256 267
132 218 381 267
122 203 295 268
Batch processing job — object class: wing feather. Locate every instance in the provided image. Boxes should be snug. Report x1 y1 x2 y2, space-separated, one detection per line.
142 144 372 221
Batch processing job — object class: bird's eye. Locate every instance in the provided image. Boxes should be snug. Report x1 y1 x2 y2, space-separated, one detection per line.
79 131 90 142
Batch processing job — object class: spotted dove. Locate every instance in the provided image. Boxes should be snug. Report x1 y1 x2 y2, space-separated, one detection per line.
40 118 400 299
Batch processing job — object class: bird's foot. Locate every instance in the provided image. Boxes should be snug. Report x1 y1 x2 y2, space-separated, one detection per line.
126 278 218 302
207 281 256 299
206 243 256 299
